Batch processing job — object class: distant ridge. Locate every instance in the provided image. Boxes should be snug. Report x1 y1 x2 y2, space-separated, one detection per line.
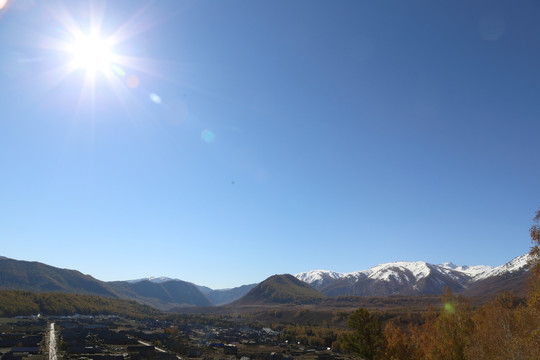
232 274 326 305
130 278 256 305
295 254 531 297
109 279 212 309
0 256 212 310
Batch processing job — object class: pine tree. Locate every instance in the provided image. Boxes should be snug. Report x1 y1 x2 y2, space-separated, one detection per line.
339 308 385 360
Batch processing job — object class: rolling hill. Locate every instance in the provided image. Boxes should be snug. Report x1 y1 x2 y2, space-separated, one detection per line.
232 274 326 305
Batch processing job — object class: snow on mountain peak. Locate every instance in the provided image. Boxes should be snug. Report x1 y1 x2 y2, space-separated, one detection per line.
295 270 343 287
474 253 531 280
438 262 494 278
439 262 458 269
295 255 528 288
363 261 432 281
127 276 177 283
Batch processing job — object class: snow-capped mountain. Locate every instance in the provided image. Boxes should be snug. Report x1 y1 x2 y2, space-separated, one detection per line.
461 254 532 296
127 276 179 283
348 261 458 284
437 262 494 278
295 270 343 289
473 253 530 280
295 254 531 297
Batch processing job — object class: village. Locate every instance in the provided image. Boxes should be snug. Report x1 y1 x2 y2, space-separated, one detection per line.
0 316 346 360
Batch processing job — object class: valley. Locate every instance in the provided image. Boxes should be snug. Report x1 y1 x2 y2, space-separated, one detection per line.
0 253 530 312
0 250 536 360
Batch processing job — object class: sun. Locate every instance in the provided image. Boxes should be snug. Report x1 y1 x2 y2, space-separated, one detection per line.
26 1 168 117
68 33 115 74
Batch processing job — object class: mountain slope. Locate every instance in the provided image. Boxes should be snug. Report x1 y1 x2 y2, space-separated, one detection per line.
0 256 212 310
473 254 530 281
232 274 326 305
128 278 256 305
0 256 117 297
462 254 531 296
0 290 162 318
109 280 213 309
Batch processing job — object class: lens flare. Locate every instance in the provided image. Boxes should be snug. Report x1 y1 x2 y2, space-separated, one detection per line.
111 64 126 77
126 75 139 88
150 93 161 104
444 302 455 314
201 129 216 143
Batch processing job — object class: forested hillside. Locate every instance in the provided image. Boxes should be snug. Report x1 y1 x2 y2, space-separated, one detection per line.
232 274 326 305
0 290 162 318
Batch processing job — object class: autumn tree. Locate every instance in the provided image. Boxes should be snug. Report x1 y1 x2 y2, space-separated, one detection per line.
527 208 540 313
522 208 540 358
383 321 421 360
465 292 532 360
418 289 474 360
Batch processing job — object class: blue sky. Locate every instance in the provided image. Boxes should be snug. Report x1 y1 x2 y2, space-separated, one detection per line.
0 0 539 289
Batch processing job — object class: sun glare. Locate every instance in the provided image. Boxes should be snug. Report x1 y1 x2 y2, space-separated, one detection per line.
68 34 114 73
28 2 167 117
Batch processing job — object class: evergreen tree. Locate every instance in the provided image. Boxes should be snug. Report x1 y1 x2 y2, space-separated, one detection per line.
340 308 385 360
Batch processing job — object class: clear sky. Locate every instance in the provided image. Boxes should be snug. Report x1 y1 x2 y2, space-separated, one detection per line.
0 0 539 289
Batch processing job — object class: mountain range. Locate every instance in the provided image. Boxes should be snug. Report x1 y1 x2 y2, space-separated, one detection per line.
0 253 531 310
295 254 530 297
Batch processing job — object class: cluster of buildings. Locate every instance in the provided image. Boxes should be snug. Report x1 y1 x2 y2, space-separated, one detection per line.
0 318 46 360
0 316 345 360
